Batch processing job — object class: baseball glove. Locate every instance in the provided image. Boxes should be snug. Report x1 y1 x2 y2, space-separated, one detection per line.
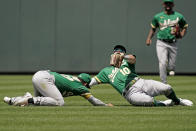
171 24 181 38
110 52 124 68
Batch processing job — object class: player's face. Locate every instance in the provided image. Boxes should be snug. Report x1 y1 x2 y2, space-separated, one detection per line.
113 49 125 55
163 2 174 12
81 81 90 88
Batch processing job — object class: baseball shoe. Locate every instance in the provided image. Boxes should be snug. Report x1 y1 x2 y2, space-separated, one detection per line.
4 96 24 105
161 99 174 106
4 92 33 106
3 96 12 105
178 98 193 106
13 92 33 106
169 71 175 76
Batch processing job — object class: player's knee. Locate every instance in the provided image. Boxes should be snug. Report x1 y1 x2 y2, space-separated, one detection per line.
57 99 65 106
159 62 167 68
164 84 173 96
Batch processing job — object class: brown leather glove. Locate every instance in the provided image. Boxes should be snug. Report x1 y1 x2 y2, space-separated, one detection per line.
171 24 181 39
110 52 124 68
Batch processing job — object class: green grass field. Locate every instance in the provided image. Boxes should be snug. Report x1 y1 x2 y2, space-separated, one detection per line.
0 75 196 131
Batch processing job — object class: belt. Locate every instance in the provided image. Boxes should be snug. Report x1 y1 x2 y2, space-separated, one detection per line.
122 77 140 96
159 39 176 43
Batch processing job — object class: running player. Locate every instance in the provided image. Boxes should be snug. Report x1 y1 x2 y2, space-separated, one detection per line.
146 0 188 83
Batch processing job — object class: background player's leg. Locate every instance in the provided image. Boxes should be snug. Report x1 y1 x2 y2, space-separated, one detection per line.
32 71 64 106
168 43 178 73
156 40 168 83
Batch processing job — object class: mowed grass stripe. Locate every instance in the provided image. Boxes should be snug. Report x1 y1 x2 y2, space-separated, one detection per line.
0 75 196 131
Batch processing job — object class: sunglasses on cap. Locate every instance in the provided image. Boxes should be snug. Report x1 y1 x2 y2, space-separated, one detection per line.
113 48 126 53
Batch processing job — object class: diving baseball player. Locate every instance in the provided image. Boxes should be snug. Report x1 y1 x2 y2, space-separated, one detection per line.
4 70 113 107
146 0 188 83
89 45 193 106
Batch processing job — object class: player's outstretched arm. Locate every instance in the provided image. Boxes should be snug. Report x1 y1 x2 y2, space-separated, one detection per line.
81 93 113 107
124 54 136 64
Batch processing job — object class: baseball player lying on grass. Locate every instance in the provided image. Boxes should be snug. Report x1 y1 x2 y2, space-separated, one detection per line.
3 71 113 107
89 45 193 106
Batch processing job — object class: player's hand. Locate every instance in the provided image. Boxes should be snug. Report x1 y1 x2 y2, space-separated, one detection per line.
146 39 152 46
106 103 114 107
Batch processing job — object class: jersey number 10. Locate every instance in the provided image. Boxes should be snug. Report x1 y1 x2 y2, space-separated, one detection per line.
120 67 131 75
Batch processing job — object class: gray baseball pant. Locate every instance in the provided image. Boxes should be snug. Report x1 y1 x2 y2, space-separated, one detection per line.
32 71 64 106
156 39 178 83
124 78 172 106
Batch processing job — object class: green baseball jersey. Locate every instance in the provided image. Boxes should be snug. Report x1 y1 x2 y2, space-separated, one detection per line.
95 60 138 95
151 11 188 40
49 72 89 97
